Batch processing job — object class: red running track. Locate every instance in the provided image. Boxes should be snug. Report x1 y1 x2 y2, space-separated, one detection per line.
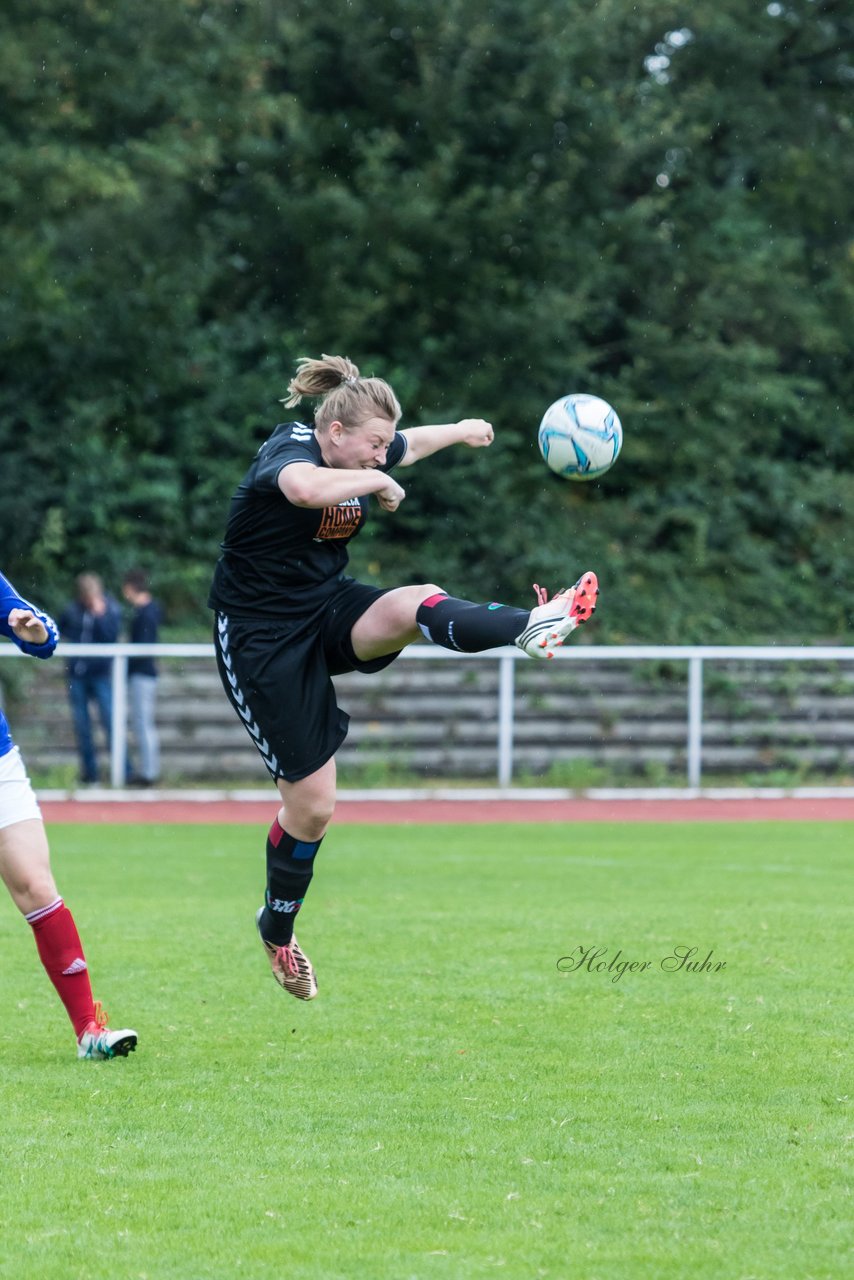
39 797 854 824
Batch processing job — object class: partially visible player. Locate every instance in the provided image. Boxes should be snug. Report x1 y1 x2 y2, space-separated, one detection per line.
209 353 599 1003
0 568 137 1059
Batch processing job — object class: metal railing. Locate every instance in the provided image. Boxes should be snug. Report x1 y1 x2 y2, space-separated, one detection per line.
1 642 852 788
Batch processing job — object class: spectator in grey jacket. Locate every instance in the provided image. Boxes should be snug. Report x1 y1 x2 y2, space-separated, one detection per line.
122 569 162 788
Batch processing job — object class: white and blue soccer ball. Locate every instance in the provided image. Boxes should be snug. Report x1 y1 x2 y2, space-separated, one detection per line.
537 393 623 481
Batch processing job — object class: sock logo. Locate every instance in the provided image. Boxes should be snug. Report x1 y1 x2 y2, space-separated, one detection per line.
267 897 303 914
62 957 88 975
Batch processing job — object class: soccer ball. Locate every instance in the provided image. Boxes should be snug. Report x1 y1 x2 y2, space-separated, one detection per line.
538 393 623 481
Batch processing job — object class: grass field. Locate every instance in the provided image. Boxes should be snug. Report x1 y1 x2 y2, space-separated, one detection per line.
0 820 850 1280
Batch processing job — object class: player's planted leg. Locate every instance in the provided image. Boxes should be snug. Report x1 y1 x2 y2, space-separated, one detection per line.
25 894 138 1059
258 817 321 946
256 817 321 1000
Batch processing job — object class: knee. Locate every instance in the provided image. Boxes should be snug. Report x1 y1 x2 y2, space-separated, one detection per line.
415 583 445 607
303 798 335 840
277 757 338 841
387 585 446 639
280 790 335 841
10 872 58 916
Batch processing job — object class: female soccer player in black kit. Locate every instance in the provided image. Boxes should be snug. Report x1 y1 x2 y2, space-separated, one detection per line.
209 354 598 1000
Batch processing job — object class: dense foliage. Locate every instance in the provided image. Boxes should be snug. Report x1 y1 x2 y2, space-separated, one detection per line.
1 0 851 639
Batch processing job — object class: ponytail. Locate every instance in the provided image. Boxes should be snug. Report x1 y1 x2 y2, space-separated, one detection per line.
282 353 401 432
282 354 360 406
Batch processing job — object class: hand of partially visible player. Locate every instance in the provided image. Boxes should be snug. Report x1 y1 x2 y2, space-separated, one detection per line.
376 476 406 512
532 584 550 607
7 609 49 645
457 419 494 448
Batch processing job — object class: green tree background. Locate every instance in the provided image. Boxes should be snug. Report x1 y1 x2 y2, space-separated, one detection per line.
1 0 851 640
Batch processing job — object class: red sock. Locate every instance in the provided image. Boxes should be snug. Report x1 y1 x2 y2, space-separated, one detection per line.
26 898 96 1039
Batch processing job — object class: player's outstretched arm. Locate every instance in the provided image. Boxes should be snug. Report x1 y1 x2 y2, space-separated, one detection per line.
1 570 58 657
279 462 405 512
397 419 493 467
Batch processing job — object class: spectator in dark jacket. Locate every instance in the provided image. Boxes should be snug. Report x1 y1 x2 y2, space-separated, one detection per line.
121 569 162 787
59 573 121 785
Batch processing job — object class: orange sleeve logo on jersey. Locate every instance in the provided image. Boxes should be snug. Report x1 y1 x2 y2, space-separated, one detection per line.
315 498 364 540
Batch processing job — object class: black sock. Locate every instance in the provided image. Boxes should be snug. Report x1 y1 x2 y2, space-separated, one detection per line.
259 818 323 946
416 593 529 653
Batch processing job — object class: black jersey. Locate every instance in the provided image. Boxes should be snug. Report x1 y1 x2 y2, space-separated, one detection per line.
208 421 408 620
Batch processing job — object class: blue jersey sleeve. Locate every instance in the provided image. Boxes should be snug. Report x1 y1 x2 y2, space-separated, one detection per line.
0 569 59 659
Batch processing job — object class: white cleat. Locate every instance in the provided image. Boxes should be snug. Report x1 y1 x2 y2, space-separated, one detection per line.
515 571 599 659
77 1003 137 1060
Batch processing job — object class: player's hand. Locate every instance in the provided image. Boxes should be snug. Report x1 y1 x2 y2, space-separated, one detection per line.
376 477 406 512
458 419 494 448
7 609 49 645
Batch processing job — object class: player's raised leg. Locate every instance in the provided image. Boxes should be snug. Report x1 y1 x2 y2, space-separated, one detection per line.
351 575 599 663
350 584 444 660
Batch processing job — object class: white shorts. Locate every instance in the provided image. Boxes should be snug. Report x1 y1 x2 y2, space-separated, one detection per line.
0 746 43 830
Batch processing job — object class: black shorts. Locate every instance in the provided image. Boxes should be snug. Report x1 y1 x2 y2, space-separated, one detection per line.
213 579 401 782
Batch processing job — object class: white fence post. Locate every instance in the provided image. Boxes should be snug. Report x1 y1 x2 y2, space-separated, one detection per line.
497 652 516 788
687 655 703 789
110 654 128 788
